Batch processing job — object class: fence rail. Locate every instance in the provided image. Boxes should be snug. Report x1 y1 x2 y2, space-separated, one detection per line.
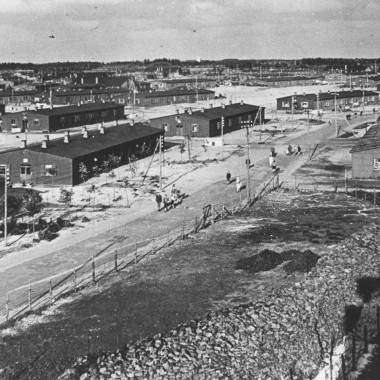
0 174 281 327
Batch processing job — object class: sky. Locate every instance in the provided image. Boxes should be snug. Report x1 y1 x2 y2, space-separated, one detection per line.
0 0 379 63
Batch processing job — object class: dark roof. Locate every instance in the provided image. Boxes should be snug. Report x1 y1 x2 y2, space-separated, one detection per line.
151 103 263 122
99 76 131 88
53 88 130 97
160 78 216 84
139 88 215 98
277 90 379 101
26 102 124 117
0 90 40 97
259 76 315 82
26 123 162 159
350 123 380 153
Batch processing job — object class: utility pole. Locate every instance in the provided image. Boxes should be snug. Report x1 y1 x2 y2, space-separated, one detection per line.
362 89 365 114
3 165 7 247
159 135 163 190
221 116 224 160
332 92 339 137
240 120 253 203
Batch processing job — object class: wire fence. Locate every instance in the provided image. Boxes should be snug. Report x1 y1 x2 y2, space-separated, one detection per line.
0 174 281 327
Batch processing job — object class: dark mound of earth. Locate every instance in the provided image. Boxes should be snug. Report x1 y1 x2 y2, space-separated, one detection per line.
235 249 320 274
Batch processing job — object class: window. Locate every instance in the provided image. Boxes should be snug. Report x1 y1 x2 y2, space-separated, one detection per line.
248 114 252 121
301 102 309 108
34 119 40 127
374 159 380 171
238 116 242 124
101 111 108 118
162 123 170 132
74 114 81 122
20 165 31 175
216 121 221 130
11 119 16 125
228 119 232 127
113 110 117 117
152 98 161 104
60 117 66 126
191 124 198 132
282 101 290 108
44 164 56 176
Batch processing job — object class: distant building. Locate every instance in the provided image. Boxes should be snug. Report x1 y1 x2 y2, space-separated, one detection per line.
149 102 264 138
0 123 163 186
2 103 125 133
254 76 317 87
350 123 380 178
151 78 217 91
0 90 42 105
277 90 379 112
134 88 215 108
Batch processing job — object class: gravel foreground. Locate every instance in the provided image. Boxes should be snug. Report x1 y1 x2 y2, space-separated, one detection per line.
58 223 380 380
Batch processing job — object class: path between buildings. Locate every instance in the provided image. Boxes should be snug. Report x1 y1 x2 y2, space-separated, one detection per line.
0 117 359 297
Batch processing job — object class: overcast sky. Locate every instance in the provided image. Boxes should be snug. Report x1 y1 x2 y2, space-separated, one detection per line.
0 0 379 63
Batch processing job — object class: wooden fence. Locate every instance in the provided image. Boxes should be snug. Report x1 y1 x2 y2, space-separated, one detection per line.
0 174 281 327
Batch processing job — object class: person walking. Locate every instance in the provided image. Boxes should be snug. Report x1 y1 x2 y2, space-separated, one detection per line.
163 193 171 212
171 192 179 208
155 193 162 211
236 176 242 193
269 154 274 167
271 158 277 173
296 144 302 155
226 170 231 184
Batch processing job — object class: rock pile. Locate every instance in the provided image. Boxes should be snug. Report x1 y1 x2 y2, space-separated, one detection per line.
59 225 380 380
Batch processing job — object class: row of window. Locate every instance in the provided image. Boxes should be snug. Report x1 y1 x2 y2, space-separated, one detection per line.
282 96 377 108
20 164 56 176
59 110 119 126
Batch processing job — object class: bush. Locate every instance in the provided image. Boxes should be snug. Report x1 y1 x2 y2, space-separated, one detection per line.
343 305 363 334
356 277 380 303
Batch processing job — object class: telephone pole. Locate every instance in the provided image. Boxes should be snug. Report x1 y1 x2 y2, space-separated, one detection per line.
332 92 339 137
2 166 8 246
240 120 253 203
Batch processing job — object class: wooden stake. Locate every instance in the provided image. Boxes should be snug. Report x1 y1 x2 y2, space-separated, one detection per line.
92 254 96 284
28 285 32 311
114 249 118 272
49 280 52 306
73 269 77 293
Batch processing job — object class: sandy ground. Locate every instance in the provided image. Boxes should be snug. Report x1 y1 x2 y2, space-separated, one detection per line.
0 84 377 293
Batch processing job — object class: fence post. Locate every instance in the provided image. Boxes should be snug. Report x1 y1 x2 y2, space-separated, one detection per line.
92 254 96 284
73 269 77 293
28 285 32 311
49 280 53 307
221 203 224 219
151 238 156 255
134 242 137 264
364 325 368 354
6 294 9 322
341 354 347 380
352 333 356 371
114 249 118 272
231 199 234 214
374 189 377 205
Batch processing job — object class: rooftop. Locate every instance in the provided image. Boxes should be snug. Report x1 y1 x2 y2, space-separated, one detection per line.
138 88 215 98
150 102 263 121
350 122 380 153
277 90 379 101
259 76 316 82
25 123 162 159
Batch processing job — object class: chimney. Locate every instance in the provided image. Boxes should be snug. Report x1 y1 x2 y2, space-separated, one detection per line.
210 104 213 108
221 104 225 109
81 77 84 84
201 107 205 112
83 130 89 138
63 131 70 143
188 107 192 115
229 100 233 105
21 139 27 148
95 76 99 84
100 126 105 134
131 119 135 127
44 134 50 141
240 100 244 105
176 108 180 114
81 126 87 134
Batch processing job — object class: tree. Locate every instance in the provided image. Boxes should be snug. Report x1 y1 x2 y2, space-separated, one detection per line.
78 162 90 182
59 187 74 206
22 189 43 233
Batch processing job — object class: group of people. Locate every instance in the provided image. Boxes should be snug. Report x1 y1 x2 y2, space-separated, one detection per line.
285 144 302 156
155 184 182 212
226 170 242 193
